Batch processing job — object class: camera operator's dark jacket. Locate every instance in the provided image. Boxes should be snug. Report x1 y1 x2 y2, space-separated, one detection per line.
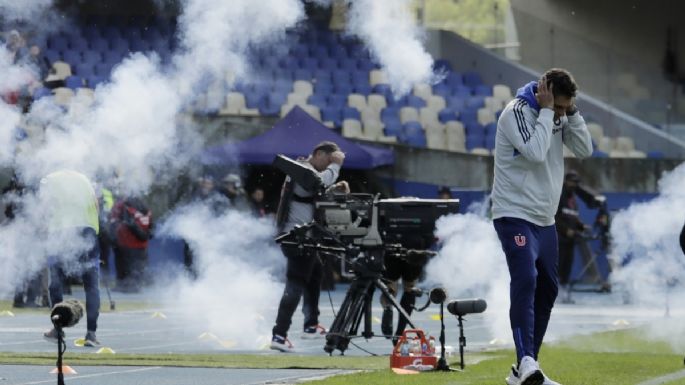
555 186 585 242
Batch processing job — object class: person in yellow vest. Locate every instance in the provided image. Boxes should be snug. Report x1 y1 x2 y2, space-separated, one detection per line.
40 170 101 347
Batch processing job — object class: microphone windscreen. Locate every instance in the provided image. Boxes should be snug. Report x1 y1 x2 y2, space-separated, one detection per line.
429 287 447 304
446 298 487 316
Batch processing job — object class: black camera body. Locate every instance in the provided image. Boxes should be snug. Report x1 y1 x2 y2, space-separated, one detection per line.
272 154 460 268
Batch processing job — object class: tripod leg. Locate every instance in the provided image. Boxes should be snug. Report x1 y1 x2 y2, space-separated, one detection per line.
394 290 416 344
325 278 374 354
375 279 415 330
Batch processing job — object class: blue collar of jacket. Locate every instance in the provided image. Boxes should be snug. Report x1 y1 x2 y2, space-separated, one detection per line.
515 81 541 112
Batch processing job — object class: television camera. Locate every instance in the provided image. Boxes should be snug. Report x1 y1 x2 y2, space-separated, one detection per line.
272 155 459 354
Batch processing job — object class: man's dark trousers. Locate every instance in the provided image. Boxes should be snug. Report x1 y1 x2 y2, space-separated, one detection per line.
273 245 322 338
494 217 559 364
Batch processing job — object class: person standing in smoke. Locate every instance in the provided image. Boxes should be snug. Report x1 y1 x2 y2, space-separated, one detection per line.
491 69 592 385
110 196 152 292
270 141 349 352
219 173 248 210
41 170 102 347
555 170 588 302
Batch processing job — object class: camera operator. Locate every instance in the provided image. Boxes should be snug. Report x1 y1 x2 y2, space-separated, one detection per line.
555 171 589 291
380 233 430 345
270 141 349 352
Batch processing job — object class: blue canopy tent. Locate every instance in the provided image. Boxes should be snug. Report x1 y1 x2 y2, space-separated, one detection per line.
201 106 394 169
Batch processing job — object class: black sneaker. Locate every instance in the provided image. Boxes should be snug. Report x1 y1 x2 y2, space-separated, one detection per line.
270 334 295 353
83 331 100 347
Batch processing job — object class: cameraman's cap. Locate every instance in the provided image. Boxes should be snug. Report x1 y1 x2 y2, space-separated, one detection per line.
223 173 241 187
565 170 580 183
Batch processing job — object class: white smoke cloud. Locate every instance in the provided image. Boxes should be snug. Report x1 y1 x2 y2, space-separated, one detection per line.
609 163 685 305
157 202 285 348
346 0 435 96
425 213 511 343
0 0 53 22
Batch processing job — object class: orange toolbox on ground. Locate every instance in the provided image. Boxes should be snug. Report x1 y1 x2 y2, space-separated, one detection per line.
390 329 437 369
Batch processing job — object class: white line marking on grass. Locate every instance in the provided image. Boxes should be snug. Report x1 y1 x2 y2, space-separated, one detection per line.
242 369 352 385
636 369 685 385
17 366 162 385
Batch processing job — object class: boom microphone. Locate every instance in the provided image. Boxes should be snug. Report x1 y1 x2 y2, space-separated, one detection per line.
429 287 447 304
446 298 487 316
50 299 84 328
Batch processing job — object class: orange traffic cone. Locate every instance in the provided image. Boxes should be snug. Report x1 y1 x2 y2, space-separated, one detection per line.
50 365 78 375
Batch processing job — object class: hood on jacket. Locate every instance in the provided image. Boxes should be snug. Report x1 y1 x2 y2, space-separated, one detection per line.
515 81 541 112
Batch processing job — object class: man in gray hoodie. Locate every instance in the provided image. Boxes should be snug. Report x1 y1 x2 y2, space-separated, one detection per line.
491 69 593 385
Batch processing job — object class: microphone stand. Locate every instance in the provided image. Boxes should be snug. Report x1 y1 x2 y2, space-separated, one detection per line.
435 302 459 372
53 318 66 385
457 315 466 370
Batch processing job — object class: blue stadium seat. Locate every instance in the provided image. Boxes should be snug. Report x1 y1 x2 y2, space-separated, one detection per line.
328 44 348 60
484 122 497 136
438 109 459 123
244 91 264 109
460 110 479 126
464 122 484 136
90 38 109 53
463 71 483 88
331 70 350 85
313 69 331 82
44 49 60 64
333 82 353 95
446 72 463 88
314 81 333 95
69 37 89 51
433 59 452 73
130 39 150 52
485 136 496 150
279 57 298 70
48 35 69 52
405 95 427 109
82 50 102 64
401 121 426 147
647 151 664 159
465 134 485 150
446 97 466 111
33 87 52 99
318 57 337 70
327 94 347 108
103 51 123 65
381 107 399 121
592 150 609 158
452 85 472 98
384 120 402 137
473 84 493 97
94 63 114 76
293 69 312 81
86 75 106 88
267 92 288 108
258 97 281 117
110 38 130 53
342 107 361 121
62 50 81 65
289 44 309 58
321 107 342 127
465 96 485 109
353 84 372 95
72 63 95 78
357 59 376 72
300 57 318 72
307 94 327 108
311 45 329 59
64 75 83 90
102 25 122 40
272 80 292 94
339 58 357 72
351 71 370 86
81 25 101 39
372 84 393 100
432 83 450 97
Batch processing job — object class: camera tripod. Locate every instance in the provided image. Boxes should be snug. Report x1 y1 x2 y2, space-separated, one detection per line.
324 248 416 355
